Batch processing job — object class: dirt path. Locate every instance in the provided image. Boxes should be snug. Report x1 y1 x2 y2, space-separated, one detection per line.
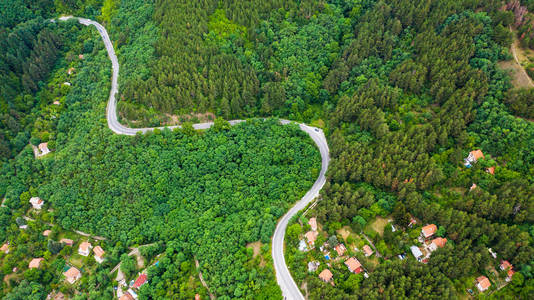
195 258 215 300
506 26 534 88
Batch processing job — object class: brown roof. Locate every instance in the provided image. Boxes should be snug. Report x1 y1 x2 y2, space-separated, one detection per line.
470 183 477 191
477 276 491 289
79 241 92 251
319 269 333 282
470 150 485 160
501 260 512 270
0 243 8 253
308 217 317 231
63 267 80 278
119 293 134 300
422 224 437 238
363 245 373 256
43 230 52 236
60 239 73 246
335 244 346 256
344 257 362 273
38 143 49 152
93 246 105 258
305 231 318 245
29 258 44 269
487 166 495 175
431 237 447 248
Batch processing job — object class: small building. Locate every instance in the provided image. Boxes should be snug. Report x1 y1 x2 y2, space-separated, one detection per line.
38 143 50 156
476 276 491 292
78 241 92 256
119 293 134 300
305 231 318 247
500 260 512 271
429 237 447 252
345 257 363 274
363 245 373 257
93 246 105 263
408 217 417 228
29 258 44 269
63 82 71 86
43 230 52 237
308 217 317 231
60 238 74 246
195 294 200 300
78 54 84 60
318 269 333 283
470 183 477 191
486 166 495 175
298 240 307 252
1 243 9 254
67 67 75 75
53 101 60 105
506 269 515 282
421 224 437 239
308 261 320 272
29 197 44 209
488 248 497 259
410 246 423 261
335 243 346 256
63 266 81 284
132 273 148 289
465 150 485 167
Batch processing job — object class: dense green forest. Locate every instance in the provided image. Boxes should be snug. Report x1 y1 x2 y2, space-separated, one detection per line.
1 0 534 299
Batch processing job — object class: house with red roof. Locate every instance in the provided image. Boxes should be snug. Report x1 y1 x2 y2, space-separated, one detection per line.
476 276 491 292
335 244 346 256
132 273 148 289
421 224 437 239
308 217 317 231
429 237 447 252
344 257 363 274
318 269 333 283
465 150 485 167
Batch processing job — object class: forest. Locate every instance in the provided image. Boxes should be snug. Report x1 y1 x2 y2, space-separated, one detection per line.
1 0 534 299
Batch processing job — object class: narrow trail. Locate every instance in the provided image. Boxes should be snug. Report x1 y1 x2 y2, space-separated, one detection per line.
509 26 534 88
55 16 330 300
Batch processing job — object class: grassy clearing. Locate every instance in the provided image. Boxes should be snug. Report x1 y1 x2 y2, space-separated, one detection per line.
368 216 390 237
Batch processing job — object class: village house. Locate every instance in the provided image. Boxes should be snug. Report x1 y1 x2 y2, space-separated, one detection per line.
132 273 148 289
345 257 363 274
63 82 71 86
429 237 447 252
500 260 512 271
195 294 200 300
53 100 60 105
363 245 373 257
93 246 105 263
119 292 135 300
29 258 44 269
67 67 75 75
308 261 320 272
335 243 346 256
78 54 84 60
1 243 9 254
46 291 65 300
476 276 491 292
43 230 52 237
410 245 423 262
421 224 437 239
78 241 92 256
408 217 417 228
464 150 485 167
29 197 44 209
63 266 81 284
486 166 495 175
319 269 333 283
38 143 50 156
60 238 74 246
305 231 319 248
470 183 477 191
308 217 317 231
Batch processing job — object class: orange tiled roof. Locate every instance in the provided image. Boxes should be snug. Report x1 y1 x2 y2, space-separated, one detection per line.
470 150 485 160
29 258 43 269
422 224 437 238
431 237 447 248
344 257 362 273
363 245 373 256
319 269 333 282
477 276 491 290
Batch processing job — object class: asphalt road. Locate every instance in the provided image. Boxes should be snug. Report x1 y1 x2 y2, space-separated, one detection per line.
57 16 330 299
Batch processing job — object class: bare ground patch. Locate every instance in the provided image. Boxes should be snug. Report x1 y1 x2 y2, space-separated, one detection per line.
246 241 266 267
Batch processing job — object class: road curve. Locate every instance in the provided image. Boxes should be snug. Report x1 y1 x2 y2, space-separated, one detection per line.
56 16 330 299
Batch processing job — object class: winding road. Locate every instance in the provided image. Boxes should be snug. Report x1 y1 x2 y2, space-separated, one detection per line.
57 16 329 300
